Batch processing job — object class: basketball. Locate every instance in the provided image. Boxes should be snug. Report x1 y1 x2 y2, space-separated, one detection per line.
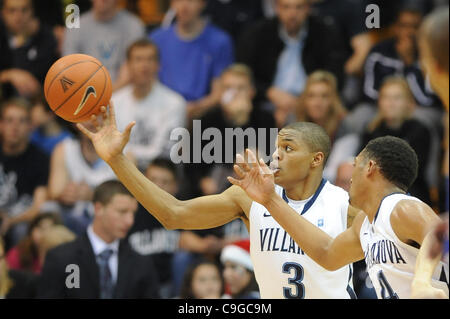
44 54 112 123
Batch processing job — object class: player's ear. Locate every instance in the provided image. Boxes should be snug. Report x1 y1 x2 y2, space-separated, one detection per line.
366 160 377 176
94 202 104 216
311 152 324 168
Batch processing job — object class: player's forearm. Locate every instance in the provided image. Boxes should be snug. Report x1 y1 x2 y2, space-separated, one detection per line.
107 153 182 229
265 193 335 270
412 231 442 287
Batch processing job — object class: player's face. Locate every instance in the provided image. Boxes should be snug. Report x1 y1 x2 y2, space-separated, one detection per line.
1 0 32 34
191 264 223 299
271 129 315 188
335 162 354 192
128 46 159 87
171 0 206 25
0 105 31 149
378 84 413 123
303 82 333 122
276 0 310 35
145 165 178 196
95 194 137 241
223 261 251 295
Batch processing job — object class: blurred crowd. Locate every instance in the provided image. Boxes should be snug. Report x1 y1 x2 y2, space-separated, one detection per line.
0 0 448 299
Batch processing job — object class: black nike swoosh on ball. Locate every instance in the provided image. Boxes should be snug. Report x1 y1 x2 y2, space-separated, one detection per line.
73 86 97 116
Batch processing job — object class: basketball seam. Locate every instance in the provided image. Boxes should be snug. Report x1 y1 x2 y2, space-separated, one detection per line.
45 59 101 99
53 63 103 112
68 66 108 121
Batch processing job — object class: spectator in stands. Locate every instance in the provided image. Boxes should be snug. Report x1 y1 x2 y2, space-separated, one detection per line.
38 180 160 298
220 239 259 299
63 0 145 89
191 64 276 196
296 70 350 144
29 96 71 156
48 122 116 235
113 39 186 170
127 157 226 297
5 212 61 274
179 259 224 299
237 0 347 127
204 0 264 43
362 5 442 119
360 76 433 205
0 0 58 98
150 0 234 119
0 236 38 298
311 0 373 108
0 98 49 249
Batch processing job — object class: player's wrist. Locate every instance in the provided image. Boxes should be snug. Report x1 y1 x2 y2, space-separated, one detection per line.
263 191 282 209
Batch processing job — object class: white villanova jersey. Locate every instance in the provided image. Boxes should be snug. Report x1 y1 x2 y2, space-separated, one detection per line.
360 193 449 299
250 179 355 299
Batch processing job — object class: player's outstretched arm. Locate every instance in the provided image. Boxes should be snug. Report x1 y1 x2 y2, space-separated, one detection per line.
228 149 365 271
77 102 246 230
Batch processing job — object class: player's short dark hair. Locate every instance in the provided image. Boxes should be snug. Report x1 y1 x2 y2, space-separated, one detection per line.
126 38 160 61
362 136 418 191
147 157 178 181
282 122 331 164
93 180 133 205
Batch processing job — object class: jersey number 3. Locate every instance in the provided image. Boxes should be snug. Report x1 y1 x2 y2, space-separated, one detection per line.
282 262 305 299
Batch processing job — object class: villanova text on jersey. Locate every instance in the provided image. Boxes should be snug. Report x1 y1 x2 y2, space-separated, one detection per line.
259 227 306 255
364 239 407 269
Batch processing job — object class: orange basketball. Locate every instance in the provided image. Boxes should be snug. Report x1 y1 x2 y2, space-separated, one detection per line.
44 54 112 123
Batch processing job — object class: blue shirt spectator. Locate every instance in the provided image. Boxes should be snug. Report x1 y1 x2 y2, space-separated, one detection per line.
150 23 234 103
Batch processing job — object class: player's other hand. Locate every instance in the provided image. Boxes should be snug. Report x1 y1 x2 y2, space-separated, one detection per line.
227 149 276 206
76 100 135 164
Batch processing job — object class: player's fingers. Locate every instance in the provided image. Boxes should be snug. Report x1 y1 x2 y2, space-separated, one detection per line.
259 158 272 175
227 176 242 187
236 153 251 172
233 164 246 179
109 100 117 127
76 123 94 139
122 121 136 141
100 105 108 122
90 114 101 131
246 149 258 169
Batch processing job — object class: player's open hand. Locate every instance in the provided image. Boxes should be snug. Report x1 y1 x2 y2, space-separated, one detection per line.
227 149 276 206
76 100 135 164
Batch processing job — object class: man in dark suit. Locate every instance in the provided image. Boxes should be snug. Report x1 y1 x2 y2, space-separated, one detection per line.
37 180 160 298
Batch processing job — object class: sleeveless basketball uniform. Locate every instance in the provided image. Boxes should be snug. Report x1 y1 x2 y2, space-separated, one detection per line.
359 193 449 299
250 179 355 299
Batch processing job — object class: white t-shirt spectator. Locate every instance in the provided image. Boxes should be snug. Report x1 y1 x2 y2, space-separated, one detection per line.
63 9 145 81
113 82 186 169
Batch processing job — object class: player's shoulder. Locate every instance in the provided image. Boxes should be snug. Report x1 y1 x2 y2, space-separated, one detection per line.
322 181 349 201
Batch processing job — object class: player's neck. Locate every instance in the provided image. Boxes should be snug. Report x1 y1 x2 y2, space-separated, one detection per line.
363 182 405 223
284 174 323 201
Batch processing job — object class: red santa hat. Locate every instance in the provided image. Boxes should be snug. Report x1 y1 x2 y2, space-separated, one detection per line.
220 239 253 271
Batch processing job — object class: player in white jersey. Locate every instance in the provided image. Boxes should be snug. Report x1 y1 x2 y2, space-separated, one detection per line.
250 181 353 298
228 136 449 299
77 105 360 299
